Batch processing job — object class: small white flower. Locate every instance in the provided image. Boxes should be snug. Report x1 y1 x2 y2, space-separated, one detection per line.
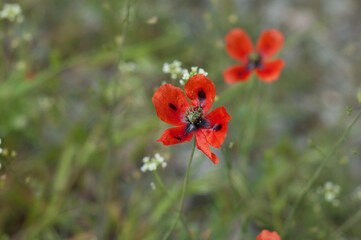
162 60 187 81
179 80 185 85
198 68 208 76
162 63 170 73
191 66 198 72
171 73 177 80
173 60 181 68
140 165 148 172
154 153 164 163
0 4 23 23
182 72 190 80
140 153 167 173
148 162 157 171
142 156 150 163
318 181 341 206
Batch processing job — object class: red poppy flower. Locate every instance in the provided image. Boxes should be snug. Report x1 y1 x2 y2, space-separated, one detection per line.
152 74 231 164
256 230 281 240
223 29 284 83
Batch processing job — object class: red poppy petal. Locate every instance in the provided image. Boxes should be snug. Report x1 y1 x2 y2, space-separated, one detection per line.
256 230 281 240
157 125 194 145
202 107 231 148
256 59 284 82
195 130 219 164
225 28 253 62
152 84 190 126
185 74 215 114
223 65 252 84
256 29 284 58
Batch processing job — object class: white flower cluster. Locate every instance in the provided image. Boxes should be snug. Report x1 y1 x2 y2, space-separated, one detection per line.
317 181 341 206
179 66 208 86
140 153 167 172
162 60 183 80
0 3 24 23
162 60 208 85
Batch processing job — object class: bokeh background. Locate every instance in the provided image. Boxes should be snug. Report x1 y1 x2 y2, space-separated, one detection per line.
1 0 361 239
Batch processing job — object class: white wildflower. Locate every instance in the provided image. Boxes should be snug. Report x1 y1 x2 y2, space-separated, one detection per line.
171 73 177 80
150 182 156 190
198 68 208 76
142 156 150 163
182 70 190 80
162 60 184 80
154 153 164 163
140 165 148 172
191 66 197 71
317 181 341 206
147 162 157 171
140 153 167 173
0 138 2 154
180 66 209 84
162 60 209 86
162 63 170 73
0 4 24 23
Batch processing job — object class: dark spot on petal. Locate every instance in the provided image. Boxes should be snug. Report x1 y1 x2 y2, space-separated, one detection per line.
169 103 177 111
174 136 182 141
198 89 206 101
213 124 222 131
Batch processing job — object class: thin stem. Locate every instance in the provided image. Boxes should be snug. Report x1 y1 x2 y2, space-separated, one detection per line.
282 110 361 237
161 139 196 240
97 0 132 237
222 147 240 209
152 171 193 239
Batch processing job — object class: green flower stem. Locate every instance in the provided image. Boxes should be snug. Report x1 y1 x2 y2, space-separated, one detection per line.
98 0 132 237
152 171 193 239
282 110 361 237
222 147 241 208
162 139 196 240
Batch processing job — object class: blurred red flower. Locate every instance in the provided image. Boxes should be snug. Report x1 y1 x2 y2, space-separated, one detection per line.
256 230 281 240
223 29 284 83
152 74 231 164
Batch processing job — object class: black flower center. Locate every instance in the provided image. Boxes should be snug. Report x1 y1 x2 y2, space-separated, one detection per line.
184 106 209 135
247 53 263 70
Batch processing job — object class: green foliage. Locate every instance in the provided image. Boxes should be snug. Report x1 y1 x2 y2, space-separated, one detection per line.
0 0 361 239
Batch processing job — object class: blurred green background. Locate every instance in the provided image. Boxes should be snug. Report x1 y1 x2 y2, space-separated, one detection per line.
1 0 361 239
